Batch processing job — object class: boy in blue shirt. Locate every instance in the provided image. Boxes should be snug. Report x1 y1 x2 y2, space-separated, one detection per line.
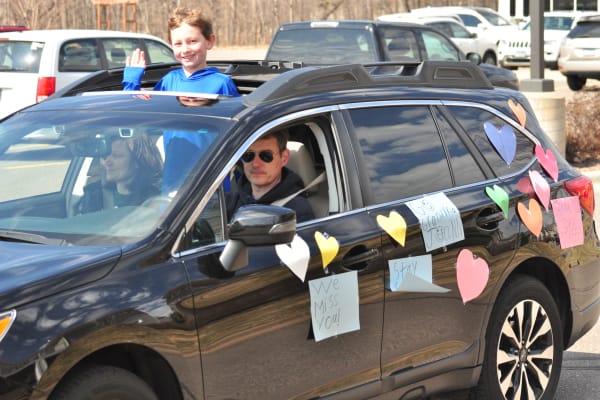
123 8 240 194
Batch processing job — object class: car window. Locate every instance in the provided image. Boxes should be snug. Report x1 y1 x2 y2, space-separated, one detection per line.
267 28 377 64
347 105 453 204
421 30 461 61
0 40 43 72
447 105 535 177
458 14 481 28
100 38 143 68
59 39 101 71
144 39 177 64
432 107 486 185
381 28 420 61
568 21 600 38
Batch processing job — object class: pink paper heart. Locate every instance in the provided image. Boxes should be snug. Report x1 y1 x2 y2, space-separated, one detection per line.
534 144 559 182
529 170 551 210
517 177 535 196
456 249 489 304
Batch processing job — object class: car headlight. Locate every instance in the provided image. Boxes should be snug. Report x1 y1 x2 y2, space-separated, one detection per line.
0 310 16 342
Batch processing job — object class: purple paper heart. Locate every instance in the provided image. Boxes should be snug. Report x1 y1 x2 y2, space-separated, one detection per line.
484 121 516 166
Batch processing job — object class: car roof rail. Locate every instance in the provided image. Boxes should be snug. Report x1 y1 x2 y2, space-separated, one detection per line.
244 60 494 106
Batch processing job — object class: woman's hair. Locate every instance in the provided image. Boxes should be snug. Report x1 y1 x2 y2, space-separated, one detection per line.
168 7 213 41
107 133 163 192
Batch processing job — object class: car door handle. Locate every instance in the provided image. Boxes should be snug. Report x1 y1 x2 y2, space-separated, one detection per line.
476 211 505 229
342 248 379 271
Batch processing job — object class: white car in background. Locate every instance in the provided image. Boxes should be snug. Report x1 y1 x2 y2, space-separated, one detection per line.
0 29 176 119
378 13 498 64
411 6 518 52
497 11 596 70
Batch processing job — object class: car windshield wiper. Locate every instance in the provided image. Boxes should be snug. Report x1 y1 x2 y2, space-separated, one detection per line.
0 230 69 246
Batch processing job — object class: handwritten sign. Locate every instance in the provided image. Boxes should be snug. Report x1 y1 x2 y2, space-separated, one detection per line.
388 254 450 293
309 271 360 342
406 193 464 252
551 196 584 249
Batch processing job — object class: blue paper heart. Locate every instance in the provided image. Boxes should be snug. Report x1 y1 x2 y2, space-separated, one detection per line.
484 121 516 166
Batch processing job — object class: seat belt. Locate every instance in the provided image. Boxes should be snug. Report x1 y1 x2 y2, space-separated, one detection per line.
271 172 325 207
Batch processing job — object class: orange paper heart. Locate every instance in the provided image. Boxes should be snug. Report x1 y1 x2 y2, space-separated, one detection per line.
517 198 543 237
508 99 527 127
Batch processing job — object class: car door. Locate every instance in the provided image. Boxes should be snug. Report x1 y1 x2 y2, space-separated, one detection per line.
178 117 385 399
341 102 522 387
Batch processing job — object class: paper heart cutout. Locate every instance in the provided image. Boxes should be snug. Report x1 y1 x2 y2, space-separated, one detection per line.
508 99 527 127
456 249 489 303
516 177 535 196
377 211 407 246
314 231 339 269
485 185 509 218
484 121 516 166
517 198 543 237
529 170 550 210
275 234 310 282
534 144 559 182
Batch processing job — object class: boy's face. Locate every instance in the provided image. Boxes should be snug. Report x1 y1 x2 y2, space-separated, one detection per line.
170 22 215 74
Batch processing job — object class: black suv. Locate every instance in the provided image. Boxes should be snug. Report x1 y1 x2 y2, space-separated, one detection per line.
265 19 519 90
0 61 599 400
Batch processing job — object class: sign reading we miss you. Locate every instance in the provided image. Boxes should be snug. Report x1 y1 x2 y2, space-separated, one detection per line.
309 271 360 342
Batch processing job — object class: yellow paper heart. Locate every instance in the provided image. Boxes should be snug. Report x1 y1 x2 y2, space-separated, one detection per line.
377 211 407 246
314 231 339 269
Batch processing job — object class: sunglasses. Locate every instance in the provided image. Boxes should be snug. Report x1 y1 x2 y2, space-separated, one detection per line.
241 150 275 163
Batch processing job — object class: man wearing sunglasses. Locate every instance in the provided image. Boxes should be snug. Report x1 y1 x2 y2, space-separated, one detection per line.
226 130 314 223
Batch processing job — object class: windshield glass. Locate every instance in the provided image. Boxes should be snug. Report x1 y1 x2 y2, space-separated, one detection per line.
478 9 513 27
0 40 43 72
0 109 231 246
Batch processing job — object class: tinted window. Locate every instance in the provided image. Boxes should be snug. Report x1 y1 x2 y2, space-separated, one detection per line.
59 39 100 71
266 28 377 64
421 31 461 61
432 107 486 185
348 106 452 204
448 106 534 176
381 28 421 61
568 21 600 38
0 40 43 73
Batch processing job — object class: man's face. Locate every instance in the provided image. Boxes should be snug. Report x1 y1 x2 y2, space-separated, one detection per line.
242 136 289 196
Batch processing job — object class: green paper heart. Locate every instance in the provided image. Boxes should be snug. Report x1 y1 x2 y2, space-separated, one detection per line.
486 185 509 218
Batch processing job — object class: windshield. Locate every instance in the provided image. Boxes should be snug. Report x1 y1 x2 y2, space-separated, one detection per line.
0 40 43 72
523 16 574 31
0 109 231 246
477 9 513 27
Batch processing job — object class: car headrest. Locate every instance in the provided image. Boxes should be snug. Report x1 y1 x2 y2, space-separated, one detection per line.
286 141 318 193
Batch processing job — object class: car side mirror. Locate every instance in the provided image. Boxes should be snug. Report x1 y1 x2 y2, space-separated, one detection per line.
219 205 297 272
466 52 482 65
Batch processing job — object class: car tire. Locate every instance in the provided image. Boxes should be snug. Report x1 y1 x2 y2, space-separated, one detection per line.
473 275 563 400
482 52 497 65
50 364 159 400
566 75 586 91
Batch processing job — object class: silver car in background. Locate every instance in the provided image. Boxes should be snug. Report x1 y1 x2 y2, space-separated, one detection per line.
558 14 600 90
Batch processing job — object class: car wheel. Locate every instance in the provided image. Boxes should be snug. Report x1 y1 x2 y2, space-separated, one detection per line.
50 364 159 400
473 275 563 400
566 75 586 91
482 52 497 65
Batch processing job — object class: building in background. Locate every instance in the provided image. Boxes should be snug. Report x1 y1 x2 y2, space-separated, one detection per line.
499 0 600 20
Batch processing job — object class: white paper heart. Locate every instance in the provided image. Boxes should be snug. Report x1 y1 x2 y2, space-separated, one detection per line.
275 234 310 282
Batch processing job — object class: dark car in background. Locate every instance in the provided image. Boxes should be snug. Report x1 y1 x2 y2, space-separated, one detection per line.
265 19 519 90
0 60 598 400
